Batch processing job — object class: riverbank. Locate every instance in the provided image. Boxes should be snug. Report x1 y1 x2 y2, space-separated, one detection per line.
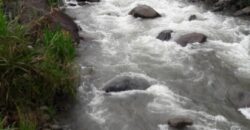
0 0 80 129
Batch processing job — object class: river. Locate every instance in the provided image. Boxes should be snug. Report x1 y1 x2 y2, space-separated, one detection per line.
64 0 250 129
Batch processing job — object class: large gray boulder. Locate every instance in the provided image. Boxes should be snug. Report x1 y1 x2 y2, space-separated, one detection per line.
129 5 161 19
102 73 154 93
176 33 207 47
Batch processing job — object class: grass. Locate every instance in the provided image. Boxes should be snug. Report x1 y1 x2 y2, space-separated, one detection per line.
0 6 77 129
17 108 36 130
48 0 62 7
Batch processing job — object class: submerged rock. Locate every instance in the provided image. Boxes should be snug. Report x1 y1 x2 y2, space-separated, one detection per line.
68 3 77 6
102 73 154 93
234 6 250 16
188 14 197 21
228 90 250 108
176 33 207 47
213 0 236 11
157 30 173 41
129 5 161 19
168 117 193 129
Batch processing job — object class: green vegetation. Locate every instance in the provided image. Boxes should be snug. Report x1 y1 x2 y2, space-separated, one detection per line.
18 109 36 130
48 0 62 7
0 5 77 129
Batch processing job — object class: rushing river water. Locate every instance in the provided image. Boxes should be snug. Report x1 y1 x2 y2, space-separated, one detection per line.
64 0 250 129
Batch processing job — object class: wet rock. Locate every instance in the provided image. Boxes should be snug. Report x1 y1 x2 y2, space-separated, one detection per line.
48 9 82 44
29 9 82 44
102 73 153 93
212 0 238 11
129 5 161 19
212 6 224 12
168 117 193 129
188 14 197 21
234 6 250 16
176 33 207 47
68 3 77 6
157 30 173 41
228 90 250 108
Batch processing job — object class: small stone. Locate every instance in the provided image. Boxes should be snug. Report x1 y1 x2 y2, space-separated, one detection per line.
157 30 173 41
189 14 197 21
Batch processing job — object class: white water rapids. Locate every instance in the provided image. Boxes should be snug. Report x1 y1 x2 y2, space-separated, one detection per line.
64 0 250 129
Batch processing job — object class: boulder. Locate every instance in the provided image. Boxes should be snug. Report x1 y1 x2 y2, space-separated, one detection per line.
157 30 173 41
188 14 197 21
47 9 82 44
168 117 193 129
176 33 207 47
129 5 161 19
102 73 153 93
29 9 82 44
234 6 250 16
